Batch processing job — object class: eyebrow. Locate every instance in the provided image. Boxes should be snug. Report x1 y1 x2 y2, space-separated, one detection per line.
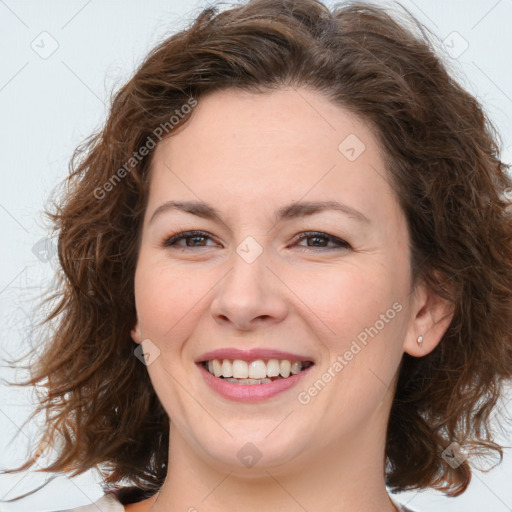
149 200 371 225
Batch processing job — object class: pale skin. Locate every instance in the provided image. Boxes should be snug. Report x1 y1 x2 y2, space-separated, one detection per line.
129 87 454 512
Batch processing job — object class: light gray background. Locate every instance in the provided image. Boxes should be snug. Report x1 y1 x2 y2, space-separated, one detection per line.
1 1 511 511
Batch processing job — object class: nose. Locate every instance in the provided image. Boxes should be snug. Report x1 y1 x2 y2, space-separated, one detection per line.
209 249 289 331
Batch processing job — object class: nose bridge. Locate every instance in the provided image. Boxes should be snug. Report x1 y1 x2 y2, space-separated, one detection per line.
210 236 288 329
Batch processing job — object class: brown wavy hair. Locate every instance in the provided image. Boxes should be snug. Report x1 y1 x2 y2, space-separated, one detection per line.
3 0 512 502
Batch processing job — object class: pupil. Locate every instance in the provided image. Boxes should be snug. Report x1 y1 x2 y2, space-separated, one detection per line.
188 236 205 246
309 236 326 247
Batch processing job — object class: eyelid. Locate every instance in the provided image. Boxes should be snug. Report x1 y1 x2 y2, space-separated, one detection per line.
291 231 352 250
162 230 351 251
162 230 219 248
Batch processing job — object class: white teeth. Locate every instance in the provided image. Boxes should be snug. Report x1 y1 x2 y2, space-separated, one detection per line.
248 359 267 379
267 359 280 377
224 377 273 385
212 359 222 378
280 360 291 378
232 360 249 379
221 359 233 378
204 358 311 380
290 361 302 375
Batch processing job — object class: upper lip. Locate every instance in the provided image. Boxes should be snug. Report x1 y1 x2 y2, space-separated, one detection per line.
196 348 315 364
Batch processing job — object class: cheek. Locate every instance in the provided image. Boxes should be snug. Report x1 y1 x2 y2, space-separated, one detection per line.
133 258 202 342
294 262 397 342
302 265 407 415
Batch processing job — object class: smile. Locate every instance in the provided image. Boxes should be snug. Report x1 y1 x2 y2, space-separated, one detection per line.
195 348 316 402
202 358 314 384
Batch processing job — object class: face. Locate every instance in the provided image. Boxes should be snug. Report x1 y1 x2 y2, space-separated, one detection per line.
131 87 428 475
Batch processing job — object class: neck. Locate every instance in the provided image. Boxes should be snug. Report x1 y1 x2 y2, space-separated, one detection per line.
152 417 398 512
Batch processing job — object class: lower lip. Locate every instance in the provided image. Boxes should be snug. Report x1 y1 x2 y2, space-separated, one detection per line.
197 363 314 403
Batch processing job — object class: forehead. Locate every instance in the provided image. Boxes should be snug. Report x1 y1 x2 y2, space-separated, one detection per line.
154 87 379 164
147 87 400 228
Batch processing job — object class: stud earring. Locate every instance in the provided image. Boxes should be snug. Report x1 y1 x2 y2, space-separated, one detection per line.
417 335 423 345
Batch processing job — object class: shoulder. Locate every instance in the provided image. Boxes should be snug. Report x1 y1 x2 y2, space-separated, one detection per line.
49 493 125 512
49 486 157 511
390 495 420 512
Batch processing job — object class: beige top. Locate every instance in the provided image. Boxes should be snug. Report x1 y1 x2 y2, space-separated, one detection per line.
53 492 418 511
54 494 124 512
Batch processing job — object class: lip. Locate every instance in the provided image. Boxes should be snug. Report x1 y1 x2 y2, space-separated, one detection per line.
197 361 314 403
195 348 315 364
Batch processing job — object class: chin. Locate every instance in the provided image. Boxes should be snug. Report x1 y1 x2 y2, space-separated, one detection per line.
191 429 307 473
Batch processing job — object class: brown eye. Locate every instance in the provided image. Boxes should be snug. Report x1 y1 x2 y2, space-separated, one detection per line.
294 232 351 250
163 231 217 248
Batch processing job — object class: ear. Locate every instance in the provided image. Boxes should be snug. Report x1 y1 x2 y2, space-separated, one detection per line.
404 279 455 357
131 317 143 344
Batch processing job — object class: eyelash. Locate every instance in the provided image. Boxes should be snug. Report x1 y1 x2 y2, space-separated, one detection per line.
161 230 351 251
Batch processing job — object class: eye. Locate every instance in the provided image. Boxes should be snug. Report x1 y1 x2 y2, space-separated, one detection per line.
162 230 219 248
161 230 351 251
292 231 351 250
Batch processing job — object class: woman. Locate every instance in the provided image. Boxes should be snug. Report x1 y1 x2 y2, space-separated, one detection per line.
2 1 511 511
